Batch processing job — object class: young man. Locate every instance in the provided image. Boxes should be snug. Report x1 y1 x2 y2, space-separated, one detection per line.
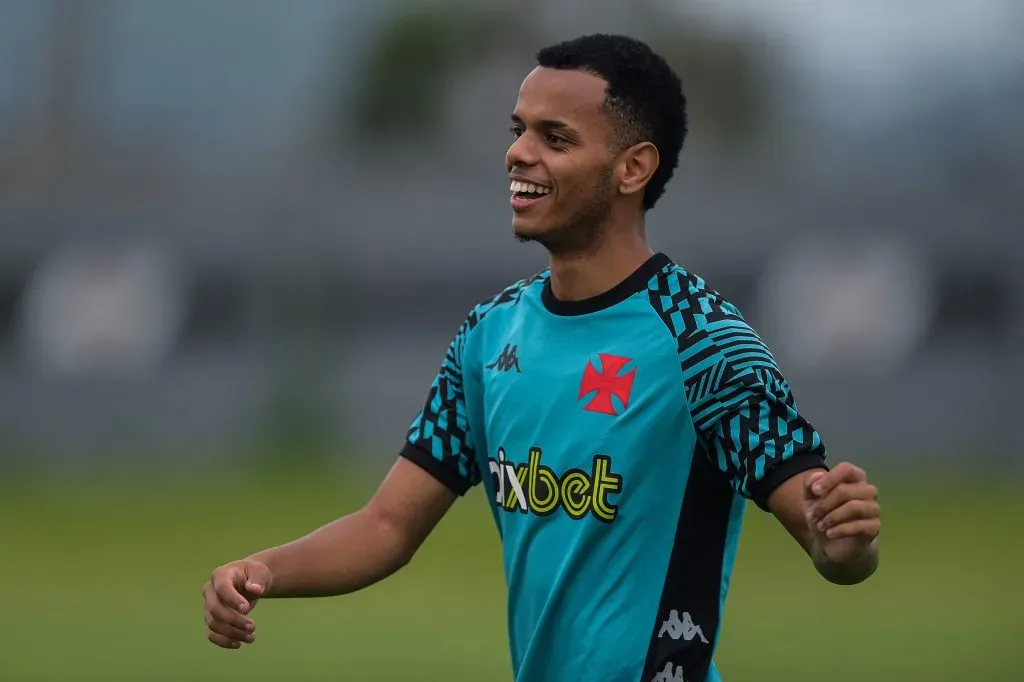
203 34 881 682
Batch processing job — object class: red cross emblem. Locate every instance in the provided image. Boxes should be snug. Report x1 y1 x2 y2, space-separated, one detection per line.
578 353 636 416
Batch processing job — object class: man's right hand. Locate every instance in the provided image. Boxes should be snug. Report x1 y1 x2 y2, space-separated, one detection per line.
202 560 273 649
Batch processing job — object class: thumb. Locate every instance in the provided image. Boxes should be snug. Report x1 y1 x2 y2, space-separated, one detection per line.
242 561 272 596
804 471 826 502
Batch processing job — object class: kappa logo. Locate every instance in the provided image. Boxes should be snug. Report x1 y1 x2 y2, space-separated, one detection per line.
652 662 688 682
578 353 636 416
658 610 709 645
487 343 521 374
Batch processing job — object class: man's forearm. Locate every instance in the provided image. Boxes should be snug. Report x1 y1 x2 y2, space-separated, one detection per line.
812 539 880 586
248 507 412 599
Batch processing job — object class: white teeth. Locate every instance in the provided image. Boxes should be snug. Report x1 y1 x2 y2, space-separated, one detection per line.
509 181 550 195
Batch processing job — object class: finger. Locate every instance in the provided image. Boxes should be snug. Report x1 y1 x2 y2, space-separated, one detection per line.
207 629 242 650
206 593 256 633
824 518 880 540
809 463 866 497
809 482 877 521
817 499 879 532
212 569 249 612
206 615 255 644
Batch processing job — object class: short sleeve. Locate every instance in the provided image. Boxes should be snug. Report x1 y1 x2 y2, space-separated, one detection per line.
400 319 481 495
683 310 827 511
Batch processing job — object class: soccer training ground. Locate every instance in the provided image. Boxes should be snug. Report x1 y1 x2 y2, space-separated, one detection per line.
1 465 1019 681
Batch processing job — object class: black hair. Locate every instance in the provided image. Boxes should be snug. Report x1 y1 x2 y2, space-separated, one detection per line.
536 33 687 211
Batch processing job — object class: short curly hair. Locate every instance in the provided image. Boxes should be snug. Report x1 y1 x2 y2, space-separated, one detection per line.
536 33 687 211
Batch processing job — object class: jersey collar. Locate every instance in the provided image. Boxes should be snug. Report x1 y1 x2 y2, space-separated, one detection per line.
541 252 672 316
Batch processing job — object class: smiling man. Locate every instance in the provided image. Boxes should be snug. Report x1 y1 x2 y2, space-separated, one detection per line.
203 34 881 682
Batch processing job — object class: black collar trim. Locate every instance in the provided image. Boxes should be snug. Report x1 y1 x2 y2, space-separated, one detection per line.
541 252 672 316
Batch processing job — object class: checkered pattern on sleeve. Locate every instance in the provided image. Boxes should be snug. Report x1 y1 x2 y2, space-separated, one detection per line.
646 265 827 508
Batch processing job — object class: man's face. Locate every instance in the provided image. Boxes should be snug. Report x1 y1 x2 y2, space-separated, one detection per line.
506 67 618 253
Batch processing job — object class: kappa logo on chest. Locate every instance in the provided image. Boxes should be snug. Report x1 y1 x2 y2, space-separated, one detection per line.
486 342 522 374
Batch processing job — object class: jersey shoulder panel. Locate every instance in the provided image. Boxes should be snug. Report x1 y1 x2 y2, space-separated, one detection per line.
645 263 781 416
465 269 549 334
440 269 548 377
645 263 752 349
401 269 548 494
645 262 827 508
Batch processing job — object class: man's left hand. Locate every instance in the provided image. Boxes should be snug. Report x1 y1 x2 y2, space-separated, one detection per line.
804 462 881 567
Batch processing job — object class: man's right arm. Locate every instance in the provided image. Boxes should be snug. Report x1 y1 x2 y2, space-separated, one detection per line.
248 456 457 599
243 315 481 601
204 317 481 649
202 457 457 649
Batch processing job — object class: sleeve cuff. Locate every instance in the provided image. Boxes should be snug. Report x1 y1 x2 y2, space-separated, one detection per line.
399 443 472 496
749 452 828 512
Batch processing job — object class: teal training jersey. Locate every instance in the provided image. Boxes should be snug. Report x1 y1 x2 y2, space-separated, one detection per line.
401 253 827 682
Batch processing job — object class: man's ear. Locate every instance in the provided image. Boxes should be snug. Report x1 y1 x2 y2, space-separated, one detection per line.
616 142 659 199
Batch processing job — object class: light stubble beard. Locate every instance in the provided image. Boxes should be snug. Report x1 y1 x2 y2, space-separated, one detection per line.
513 166 615 257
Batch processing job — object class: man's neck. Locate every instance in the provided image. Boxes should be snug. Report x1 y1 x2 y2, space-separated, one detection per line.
547 224 654 302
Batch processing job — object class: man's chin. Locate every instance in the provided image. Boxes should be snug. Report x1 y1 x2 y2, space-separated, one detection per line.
512 223 578 254
512 216 605 255
511 220 549 244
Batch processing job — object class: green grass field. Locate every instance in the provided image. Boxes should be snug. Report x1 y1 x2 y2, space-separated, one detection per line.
1 466 1021 681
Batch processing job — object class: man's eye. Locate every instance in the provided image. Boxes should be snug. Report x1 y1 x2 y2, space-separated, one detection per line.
510 127 524 138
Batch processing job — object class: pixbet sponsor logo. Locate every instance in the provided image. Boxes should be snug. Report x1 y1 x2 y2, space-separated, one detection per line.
487 446 622 522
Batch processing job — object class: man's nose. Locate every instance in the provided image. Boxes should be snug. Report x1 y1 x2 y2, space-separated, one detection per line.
506 133 539 171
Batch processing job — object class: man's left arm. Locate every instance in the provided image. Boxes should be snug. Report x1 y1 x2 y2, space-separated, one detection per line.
684 310 881 585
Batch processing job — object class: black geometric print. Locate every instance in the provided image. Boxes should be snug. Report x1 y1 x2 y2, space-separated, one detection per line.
405 272 548 489
645 264 826 504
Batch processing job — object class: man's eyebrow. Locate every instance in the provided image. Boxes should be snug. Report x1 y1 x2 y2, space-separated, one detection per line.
510 113 572 131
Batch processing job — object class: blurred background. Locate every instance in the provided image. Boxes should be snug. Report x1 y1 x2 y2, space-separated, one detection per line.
0 1 1021 680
